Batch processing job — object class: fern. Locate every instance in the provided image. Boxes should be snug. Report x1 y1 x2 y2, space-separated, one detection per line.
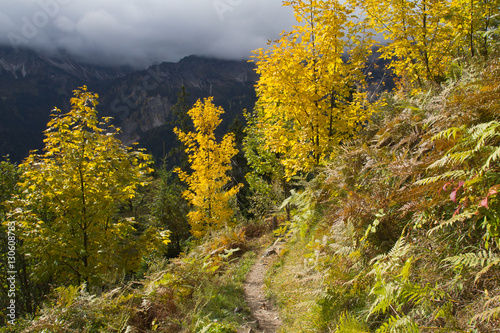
415 119 500 251
279 188 319 239
483 146 500 171
375 315 419 333
336 312 369 333
430 126 464 141
370 237 411 266
367 235 456 330
444 250 500 283
445 250 500 268
470 121 500 144
418 120 500 186
368 237 414 318
473 295 500 323
427 210 476 236
414 170 467 186
368 270 399 316
330 243 357 257
401 283 445 307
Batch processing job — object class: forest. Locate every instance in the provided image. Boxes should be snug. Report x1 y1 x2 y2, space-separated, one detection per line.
1 0 500 331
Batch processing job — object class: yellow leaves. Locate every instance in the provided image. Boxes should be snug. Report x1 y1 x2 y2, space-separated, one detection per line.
174 98 241 238
185 97 224 135
15 86 158 286
360 0 482 89
251 0 374 178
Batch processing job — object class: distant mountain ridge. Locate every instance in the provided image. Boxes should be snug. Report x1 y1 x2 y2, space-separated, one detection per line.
0 48 391 163
0 48 257 162
0 46 133 81
99 55 258 148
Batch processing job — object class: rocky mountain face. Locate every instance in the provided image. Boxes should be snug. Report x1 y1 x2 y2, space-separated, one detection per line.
0 47 132 81
0 48 257 162
0 47 391 164
98 55 258 159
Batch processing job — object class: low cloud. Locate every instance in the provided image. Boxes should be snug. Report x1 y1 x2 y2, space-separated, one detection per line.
0 0 295 68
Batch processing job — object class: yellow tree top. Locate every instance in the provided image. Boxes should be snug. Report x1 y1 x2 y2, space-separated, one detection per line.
252 0 374 178
15 86 166 286
174 97 242 238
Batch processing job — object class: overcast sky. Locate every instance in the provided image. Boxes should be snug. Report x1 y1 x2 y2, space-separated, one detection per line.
0 0 296 68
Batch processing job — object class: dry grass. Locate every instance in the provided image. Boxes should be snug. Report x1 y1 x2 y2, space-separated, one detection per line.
264 235 326 332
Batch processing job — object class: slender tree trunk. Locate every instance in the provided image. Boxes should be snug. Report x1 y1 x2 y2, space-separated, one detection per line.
470 0 475 57
282 176 291 222
79 136 89 284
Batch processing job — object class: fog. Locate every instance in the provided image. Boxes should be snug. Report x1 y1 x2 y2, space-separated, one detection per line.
0 0 296 68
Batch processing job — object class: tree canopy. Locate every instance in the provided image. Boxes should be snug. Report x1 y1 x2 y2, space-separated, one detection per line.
251 0 375 178
174 97 242 238
13 86 169 286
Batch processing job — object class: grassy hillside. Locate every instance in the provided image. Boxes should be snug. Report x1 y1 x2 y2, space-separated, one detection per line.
2 0 500 332
261 58 500 332
4 57 500 333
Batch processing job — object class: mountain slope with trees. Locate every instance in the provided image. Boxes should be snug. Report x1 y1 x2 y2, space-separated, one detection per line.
1 0 500 332
0 52 257 163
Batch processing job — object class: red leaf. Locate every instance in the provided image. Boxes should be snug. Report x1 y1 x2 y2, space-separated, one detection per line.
479 184 500 209
450 190 457 203
487 185 500 196
481 197 489 208
450 181 465 203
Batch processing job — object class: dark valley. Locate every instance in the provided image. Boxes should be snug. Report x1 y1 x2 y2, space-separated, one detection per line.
0 47 258 163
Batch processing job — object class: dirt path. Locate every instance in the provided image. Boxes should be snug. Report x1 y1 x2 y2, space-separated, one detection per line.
239 246 282 333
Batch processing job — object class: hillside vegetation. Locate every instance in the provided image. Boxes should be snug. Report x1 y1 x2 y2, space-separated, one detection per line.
2 0 500 332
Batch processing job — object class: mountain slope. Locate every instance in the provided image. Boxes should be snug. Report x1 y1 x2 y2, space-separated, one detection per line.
99 55 258 161
0 47 132 161
0 48 390 164
0 49 257 162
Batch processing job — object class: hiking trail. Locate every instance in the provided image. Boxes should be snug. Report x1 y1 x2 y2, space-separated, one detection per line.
238 244 283 333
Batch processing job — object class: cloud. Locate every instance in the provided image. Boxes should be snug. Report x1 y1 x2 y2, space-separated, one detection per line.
0 0 296 68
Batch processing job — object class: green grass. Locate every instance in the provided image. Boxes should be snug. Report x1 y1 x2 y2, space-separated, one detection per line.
264 236 325 332
191 251 257 330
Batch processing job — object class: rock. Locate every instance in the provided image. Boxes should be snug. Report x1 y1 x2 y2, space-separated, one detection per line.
124 326 138 333
262 248 277 257
248 320 260 329
237 321 260 333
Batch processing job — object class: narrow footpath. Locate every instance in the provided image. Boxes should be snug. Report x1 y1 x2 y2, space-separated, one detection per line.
239 246 282 333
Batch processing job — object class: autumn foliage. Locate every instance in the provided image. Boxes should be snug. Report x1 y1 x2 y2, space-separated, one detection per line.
174 97 242 238
4 0 500 330
13 87 168 287
251 0 375 178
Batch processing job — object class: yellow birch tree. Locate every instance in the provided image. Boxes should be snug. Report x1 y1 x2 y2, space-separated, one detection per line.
13 86 168 287
174 97 242 238
361 0 457 89
448 0 499 59
252 0 374 178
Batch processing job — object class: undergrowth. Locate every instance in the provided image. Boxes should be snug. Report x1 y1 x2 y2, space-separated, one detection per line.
1 222 271 333
4 34 500 333
262 57 500 332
